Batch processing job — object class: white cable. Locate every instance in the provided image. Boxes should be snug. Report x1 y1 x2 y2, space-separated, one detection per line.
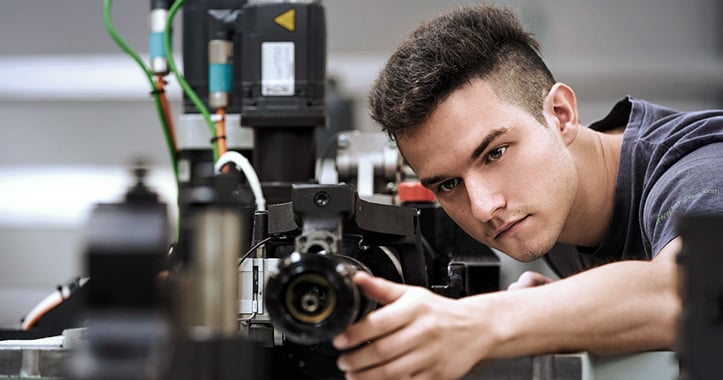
214 151 266 211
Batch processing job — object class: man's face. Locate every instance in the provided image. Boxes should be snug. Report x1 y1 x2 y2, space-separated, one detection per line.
396 79 579 261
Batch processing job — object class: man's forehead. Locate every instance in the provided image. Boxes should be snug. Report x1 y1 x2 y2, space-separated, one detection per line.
393 134 418 171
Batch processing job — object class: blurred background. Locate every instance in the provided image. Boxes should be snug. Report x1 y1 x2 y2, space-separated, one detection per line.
0 0 721 328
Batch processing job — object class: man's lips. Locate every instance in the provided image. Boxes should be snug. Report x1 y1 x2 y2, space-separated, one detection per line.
494 216 528 239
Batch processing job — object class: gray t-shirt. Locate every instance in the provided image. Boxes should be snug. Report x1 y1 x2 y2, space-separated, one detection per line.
545 97 723 278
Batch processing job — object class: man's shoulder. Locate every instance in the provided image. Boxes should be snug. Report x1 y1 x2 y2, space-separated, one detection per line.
591 96 723 138
620 98 723 181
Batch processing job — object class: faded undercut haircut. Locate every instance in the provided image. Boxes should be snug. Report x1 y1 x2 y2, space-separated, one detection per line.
369 4 556 139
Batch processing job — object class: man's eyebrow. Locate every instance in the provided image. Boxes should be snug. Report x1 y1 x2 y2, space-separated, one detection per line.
419 127 510 188
469 127 510 162
420 175 446 188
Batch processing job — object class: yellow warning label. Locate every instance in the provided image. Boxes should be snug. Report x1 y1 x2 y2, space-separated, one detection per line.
274 9 295 32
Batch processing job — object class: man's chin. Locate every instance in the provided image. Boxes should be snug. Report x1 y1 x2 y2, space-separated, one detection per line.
515 253 544 263
499 245 550 263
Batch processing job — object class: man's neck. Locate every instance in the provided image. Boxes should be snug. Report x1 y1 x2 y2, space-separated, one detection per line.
562 126 624 248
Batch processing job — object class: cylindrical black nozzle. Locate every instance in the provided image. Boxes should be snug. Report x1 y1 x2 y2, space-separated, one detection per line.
264 253 375 345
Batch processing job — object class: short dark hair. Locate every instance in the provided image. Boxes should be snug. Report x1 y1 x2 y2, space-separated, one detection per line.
369 5 556 138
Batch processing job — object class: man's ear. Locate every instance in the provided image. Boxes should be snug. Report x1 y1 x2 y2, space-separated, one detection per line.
543 83 579 145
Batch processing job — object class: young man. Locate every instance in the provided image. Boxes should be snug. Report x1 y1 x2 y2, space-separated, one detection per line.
331 4 723 380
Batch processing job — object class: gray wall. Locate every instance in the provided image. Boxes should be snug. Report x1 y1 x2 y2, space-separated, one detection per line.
0 0 721 327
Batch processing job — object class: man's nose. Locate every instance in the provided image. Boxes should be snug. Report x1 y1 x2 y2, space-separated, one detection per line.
466 178 504 223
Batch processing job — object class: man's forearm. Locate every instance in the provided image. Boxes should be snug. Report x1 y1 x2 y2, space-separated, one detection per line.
462 239 681 359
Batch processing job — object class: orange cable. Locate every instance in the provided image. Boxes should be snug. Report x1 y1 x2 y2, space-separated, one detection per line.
215 108 227 158
156 75 177 149
22 297 63 330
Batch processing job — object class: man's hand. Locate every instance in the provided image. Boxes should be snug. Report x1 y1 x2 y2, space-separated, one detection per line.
333 272 486 380
507 271 555 291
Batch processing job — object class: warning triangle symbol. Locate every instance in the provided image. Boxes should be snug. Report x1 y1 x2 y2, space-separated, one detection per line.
274 9 295 32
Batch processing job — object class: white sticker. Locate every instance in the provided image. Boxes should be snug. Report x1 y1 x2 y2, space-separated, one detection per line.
261 42 295 96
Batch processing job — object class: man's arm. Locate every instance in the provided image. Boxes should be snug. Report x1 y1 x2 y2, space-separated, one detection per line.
333 237 681 380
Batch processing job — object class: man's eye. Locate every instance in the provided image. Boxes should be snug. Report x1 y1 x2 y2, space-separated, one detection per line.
486 146 507 162
438 178 460 193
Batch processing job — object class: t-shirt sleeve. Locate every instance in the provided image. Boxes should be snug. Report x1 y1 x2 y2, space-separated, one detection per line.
643 142 723 256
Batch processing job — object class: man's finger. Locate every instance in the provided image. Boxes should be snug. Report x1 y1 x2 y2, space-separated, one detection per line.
333 273 412 350
336 320 419 373
507 271 553 290
353 271 408 305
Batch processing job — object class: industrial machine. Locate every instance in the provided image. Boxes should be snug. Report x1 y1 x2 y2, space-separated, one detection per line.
1 1 499 379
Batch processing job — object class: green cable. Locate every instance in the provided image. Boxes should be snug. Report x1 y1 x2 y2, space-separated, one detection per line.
102 0 180 184
102 0 151 78
164 0 219 162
